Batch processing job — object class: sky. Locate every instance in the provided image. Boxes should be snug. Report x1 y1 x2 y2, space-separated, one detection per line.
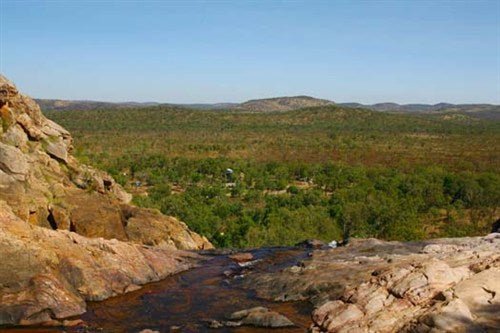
0 0 499 104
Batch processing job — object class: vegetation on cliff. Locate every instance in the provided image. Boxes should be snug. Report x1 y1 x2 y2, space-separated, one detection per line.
45 105 500 247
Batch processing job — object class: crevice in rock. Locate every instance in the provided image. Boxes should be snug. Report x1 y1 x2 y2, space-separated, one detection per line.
17 121 38 141
69 221 76 233
482 287 496 304
45 151 67 165
103 179 112 191
47 210 58 230
120 207 134 227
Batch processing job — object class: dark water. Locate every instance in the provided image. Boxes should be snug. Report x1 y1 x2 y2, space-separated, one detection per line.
1 247 312 333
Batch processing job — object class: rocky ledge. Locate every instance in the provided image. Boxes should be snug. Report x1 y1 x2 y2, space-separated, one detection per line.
243 235 500 332
0 75 212 326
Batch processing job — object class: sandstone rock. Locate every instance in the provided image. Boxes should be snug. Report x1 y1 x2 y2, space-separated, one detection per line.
453 267 500 330
122 204 213 250
227 306 295 328
242 236 500 332
1 124 28 148
229 252 254 262
0 75 211 250
48 205 71 230
313 301 364 331
0 76 213 327
65 190 128 240
0 75 18 102
0 202 200 326
45 137 69 163
430 299 474 331
0 142 28 176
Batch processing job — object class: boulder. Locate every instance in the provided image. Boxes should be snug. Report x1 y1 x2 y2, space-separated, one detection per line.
229 252 254 262
0 142 28 176
227 306 295 328
45 138 69 163
122 204 213 250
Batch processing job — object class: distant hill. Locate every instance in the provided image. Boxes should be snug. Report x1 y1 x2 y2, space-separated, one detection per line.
36 97 499 120
236 96 335 112
36 96 333 113
337 102 500 120
35 99 162 111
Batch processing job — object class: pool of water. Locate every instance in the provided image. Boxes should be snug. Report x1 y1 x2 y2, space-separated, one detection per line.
1 247 313 333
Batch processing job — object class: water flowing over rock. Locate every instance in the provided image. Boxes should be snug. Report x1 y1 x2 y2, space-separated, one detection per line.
0 75 212 326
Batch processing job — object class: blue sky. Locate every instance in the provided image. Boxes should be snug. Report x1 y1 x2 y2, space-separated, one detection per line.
1 0 499 104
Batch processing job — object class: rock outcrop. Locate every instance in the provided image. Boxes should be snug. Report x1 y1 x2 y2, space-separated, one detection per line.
0 75 212 326
243 236 500 332
206 306 295 329
0 75 211 250
0 202 199 326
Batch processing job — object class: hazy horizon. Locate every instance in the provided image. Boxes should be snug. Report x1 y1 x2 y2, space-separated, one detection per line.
1 0 499 104
32 95 500 106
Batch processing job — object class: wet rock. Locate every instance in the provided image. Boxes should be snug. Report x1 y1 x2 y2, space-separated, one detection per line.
227 306 295 328
229 252 254 262
0 75 212 327
62 319 85 327
296 239 325 248
238 259 262 268
0 201 201 326
206 319 225 328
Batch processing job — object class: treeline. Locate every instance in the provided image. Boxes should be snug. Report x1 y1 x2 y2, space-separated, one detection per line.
110 156 498 247
45 106 500 247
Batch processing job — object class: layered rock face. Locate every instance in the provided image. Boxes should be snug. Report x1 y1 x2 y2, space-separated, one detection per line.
0 75 212 326
0 75 211 250
244 236 500 332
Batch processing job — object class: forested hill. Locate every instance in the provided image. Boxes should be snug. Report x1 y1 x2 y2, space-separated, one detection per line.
45 105 500 247
37 97 500 120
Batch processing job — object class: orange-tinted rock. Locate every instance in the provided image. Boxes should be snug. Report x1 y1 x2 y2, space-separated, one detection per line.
0 202 200 326
0 74 211 250
229 252 254 262
0 75 213 326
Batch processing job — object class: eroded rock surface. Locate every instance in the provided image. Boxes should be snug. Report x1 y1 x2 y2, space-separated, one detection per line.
0 75 212 250
0 75 212 326
206 306 295 329
243 236 500 332
0 202 200 326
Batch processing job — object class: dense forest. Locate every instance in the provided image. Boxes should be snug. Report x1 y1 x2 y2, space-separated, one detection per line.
45 105 500 248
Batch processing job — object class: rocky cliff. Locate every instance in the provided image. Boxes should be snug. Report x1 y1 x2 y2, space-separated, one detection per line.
0 75 212 326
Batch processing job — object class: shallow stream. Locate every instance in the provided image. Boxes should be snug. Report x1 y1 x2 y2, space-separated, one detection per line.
2 247 313 333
